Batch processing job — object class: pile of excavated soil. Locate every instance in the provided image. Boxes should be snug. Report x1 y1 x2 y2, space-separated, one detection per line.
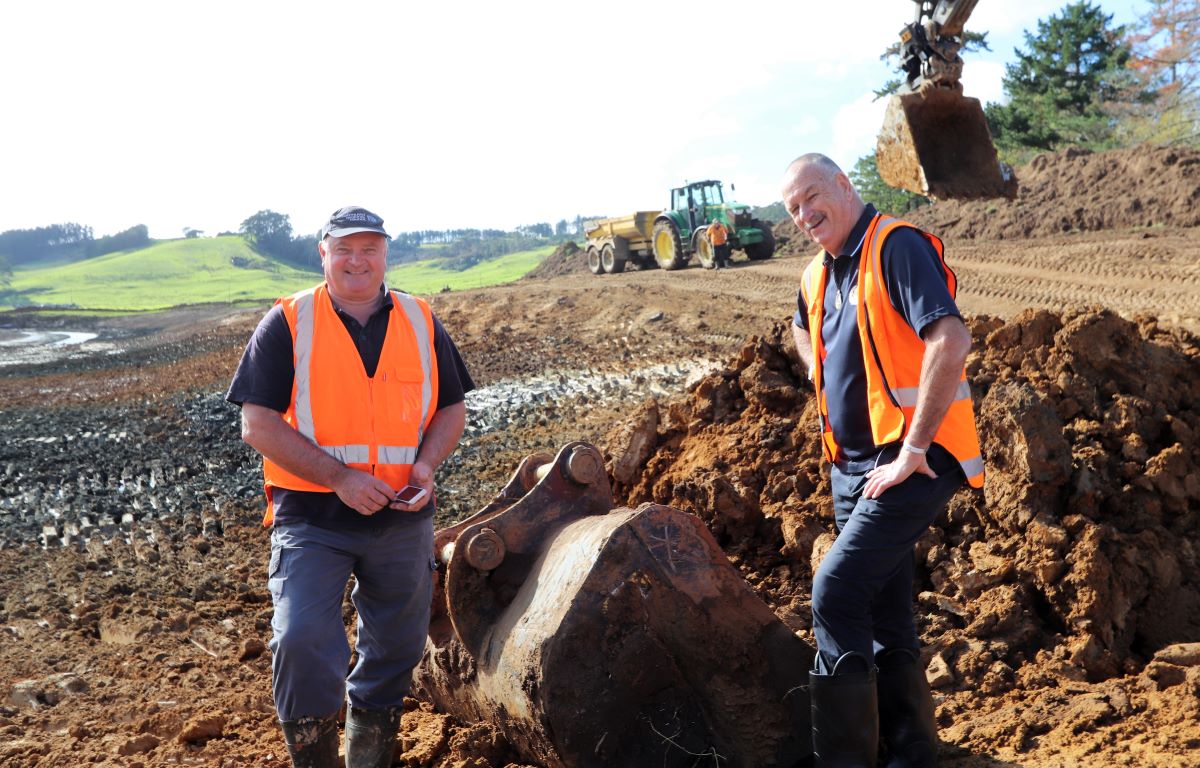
908 145 1200 240
773 144 1200 249
603 307 1200 766
523 241 584 279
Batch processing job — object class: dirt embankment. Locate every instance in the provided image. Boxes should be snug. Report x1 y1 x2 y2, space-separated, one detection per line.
604 307 1200 766
909 145 1200 240
524 241 582 279
772 144 1200 253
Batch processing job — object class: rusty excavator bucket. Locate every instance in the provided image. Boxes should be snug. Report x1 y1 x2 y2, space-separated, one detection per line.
877 88 1018 200
416 442 816 768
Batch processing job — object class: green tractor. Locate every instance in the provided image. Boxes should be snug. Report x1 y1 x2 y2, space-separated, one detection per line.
651 180 775 270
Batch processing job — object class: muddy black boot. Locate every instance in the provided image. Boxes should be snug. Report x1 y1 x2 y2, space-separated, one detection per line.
877 649 938 767
810 653 879 767
344 705 403 768
279 715 339 768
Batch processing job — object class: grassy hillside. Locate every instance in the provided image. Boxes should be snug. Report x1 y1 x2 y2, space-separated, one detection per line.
388 245 553 295
2 238 552 312
4 236 319 311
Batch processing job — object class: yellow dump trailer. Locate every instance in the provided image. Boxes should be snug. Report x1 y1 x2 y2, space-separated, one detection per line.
583 211 659 274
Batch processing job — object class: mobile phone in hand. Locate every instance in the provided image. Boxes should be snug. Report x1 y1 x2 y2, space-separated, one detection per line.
394 484 428 506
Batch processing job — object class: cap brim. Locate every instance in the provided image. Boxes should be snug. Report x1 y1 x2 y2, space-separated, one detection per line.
324 226 390 239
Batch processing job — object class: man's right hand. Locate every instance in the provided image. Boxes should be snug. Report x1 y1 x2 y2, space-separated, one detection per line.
331 468 397 516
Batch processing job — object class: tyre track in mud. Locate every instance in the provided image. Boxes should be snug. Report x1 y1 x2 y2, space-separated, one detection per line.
950 229 1200 330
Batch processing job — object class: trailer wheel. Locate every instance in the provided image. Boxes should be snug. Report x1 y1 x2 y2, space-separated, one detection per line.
601 244 625 274
587 247 604 275
652 219 686 270
744 220 776 261
694 229 717 269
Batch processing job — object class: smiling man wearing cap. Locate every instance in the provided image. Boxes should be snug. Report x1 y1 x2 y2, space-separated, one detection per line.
227 205 475 768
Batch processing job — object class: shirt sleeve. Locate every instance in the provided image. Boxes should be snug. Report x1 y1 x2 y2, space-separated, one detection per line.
881 227 962 338
433 315 475 410
226 304 295 412
794 288 809 330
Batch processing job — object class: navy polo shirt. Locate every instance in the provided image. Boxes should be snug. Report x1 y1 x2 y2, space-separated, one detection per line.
793 205 962 471
226 287 476 530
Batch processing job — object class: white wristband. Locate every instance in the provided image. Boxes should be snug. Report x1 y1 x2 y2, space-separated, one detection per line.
902 441 928 456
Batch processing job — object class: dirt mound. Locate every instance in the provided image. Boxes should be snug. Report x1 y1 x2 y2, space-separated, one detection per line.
603 307 1200 766
770 218 814 261
909 145 1200 240
771 145 1200 246
524 241 585 279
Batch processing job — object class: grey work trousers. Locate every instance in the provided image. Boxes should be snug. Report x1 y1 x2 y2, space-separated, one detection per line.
267 517 435 720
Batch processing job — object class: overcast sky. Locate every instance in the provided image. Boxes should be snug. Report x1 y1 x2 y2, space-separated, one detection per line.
0 0 1142 239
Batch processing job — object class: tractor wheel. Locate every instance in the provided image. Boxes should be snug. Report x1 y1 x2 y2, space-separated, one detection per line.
694 230 716 269
601 244 625 274
744 220 776 261
587 247 603 275
652 219 686 270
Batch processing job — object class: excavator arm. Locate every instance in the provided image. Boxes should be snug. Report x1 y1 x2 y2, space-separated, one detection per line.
897 0 979 93
876 0 1018 200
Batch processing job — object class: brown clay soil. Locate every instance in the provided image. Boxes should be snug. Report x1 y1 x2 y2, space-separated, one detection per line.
2 145 1200 767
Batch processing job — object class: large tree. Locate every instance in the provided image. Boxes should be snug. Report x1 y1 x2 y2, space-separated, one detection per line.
1125 0 1200 144
986 1 1138 154
240 210 294 257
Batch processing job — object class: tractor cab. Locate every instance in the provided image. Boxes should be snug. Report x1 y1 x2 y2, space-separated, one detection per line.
670 180 729 233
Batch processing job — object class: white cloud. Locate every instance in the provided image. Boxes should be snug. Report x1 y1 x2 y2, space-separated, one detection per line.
830 94 891 173
960 59 1008 107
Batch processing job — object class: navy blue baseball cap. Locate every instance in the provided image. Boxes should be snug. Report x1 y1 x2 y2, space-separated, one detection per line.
319 206 390 239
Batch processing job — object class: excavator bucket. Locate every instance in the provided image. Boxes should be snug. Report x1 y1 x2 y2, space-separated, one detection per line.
877 89 1018 200
417 442 815 768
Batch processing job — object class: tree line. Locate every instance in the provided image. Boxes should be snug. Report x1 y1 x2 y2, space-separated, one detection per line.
0 223 151 268
237 211 593 273
0 212 601 283
854 0 1200 213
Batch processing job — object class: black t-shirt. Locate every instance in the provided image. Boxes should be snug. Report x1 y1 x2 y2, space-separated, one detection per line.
226 288 475 530
793 206 961 470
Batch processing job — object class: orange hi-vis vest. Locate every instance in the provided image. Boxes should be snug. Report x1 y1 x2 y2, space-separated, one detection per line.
709 221 729 246
800 213 984 488
261 283 439 524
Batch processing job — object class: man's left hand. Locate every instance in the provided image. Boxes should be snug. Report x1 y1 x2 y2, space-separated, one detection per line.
863 450 938 499
389 461 435 511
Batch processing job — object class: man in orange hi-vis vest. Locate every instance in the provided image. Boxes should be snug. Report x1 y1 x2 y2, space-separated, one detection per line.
708 217 731 269
227 206 474 768
782 154 984 768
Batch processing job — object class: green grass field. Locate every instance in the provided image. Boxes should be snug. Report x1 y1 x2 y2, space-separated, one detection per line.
387 245 553 295
1 238 552 312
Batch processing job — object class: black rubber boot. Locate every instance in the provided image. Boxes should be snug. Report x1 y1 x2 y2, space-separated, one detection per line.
877 649 938 768
344 705 403 768
810 653 879 767
279 715 340 768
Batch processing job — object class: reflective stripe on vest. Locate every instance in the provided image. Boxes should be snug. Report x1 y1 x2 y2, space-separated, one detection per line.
801 213 984 488
260 284 438 523
393 292 435 444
